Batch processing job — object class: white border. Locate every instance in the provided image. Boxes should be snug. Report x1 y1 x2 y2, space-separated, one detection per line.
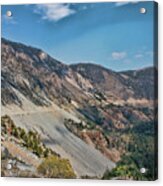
0 0 162 185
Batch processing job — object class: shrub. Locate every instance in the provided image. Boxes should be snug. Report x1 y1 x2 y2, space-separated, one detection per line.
37 156 76 178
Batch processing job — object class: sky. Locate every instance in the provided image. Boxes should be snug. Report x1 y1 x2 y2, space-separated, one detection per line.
1 1 156 71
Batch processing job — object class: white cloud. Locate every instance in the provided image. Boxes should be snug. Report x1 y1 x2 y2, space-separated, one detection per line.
115 2 130 7
35 4 76 22
135 54 144 59
112 52 127 60
134 51 154 59
115 1 138 7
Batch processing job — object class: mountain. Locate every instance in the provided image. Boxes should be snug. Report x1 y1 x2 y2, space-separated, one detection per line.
1 38 157 180
1 38 156 107
120 67 157 100
70 63 133 100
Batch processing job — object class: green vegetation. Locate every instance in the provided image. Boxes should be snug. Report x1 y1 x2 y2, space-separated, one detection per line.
37 155 76 178
103 155 144 180
2 115 76 178
1 115 57 158
103 120 157 180
78 106 104 126
65 103 157 180
64 118 96 131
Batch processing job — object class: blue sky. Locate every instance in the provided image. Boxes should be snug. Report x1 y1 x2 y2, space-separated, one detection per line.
1 2 155 71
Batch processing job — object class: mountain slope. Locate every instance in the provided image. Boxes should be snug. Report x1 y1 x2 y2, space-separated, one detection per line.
2 38 156 109
120 67 157 100
1 38 157 179
1 38 116 177
70 63 133 100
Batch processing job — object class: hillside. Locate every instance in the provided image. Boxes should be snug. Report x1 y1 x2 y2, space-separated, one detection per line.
2 38 156 107
1 38 157 180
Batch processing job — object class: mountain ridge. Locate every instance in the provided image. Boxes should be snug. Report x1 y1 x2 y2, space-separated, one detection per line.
2 37 154 73
1 37 155 108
